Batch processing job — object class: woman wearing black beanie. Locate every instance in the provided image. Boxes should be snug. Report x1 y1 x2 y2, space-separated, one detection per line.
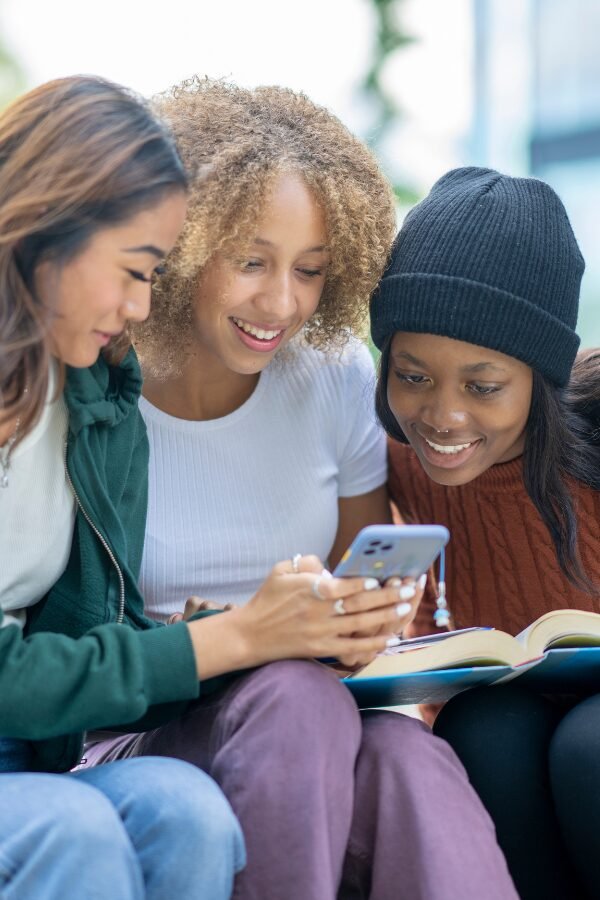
371 167 600 900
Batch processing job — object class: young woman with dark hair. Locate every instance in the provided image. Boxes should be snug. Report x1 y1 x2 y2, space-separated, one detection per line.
0 73 249 899
371 166 600 900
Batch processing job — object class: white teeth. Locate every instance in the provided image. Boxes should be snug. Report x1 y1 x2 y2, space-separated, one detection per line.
231 317 283 341
425 438 473 455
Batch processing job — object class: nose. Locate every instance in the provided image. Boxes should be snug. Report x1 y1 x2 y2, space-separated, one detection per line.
254 270 296 320
123 286 151 324
420 387 469 434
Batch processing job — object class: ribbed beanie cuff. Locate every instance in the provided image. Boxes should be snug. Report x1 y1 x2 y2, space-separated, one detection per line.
371 272 580 387
370 167 584 387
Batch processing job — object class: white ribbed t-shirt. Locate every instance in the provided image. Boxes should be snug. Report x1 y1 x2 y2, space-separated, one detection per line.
139 339 387 619
0 368 75 628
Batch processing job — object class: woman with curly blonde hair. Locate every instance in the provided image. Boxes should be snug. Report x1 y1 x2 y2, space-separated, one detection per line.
83 77 517 900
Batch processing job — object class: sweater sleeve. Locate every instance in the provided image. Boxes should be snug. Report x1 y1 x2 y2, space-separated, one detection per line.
0 613 200 741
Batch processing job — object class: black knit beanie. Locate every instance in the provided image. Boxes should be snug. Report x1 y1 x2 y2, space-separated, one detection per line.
370 166 584 387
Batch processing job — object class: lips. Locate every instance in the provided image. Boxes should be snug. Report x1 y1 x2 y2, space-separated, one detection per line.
229 316 287 353
416 431 482 470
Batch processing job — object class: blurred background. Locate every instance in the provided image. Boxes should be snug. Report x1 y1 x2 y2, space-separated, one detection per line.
0 0 598 343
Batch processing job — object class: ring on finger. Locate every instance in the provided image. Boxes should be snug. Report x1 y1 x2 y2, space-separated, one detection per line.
311 576 325 600
333 597 346 616
291 553 302 574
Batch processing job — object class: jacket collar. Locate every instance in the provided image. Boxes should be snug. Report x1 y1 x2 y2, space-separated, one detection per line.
64 347 143 435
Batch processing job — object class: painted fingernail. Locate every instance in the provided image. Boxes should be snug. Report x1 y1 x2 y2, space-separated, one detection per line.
387 577 402 587
396 602 412 617
321 568 333 579
386 636 402 648
364 577 380 591
398 584 416 601
418 574 427 590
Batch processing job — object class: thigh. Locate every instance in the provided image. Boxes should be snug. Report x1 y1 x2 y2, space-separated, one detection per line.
435 686 581 900
343 710 518 900
549 693 600 897
0 771 143 900
73 758 245 900
71 756 241 845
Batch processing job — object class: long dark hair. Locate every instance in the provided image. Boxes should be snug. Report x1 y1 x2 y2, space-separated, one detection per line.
376 338 600 592
0 75 187 441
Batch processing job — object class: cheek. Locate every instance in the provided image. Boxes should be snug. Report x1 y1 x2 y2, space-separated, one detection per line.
387 380 411 422
306 282 325 315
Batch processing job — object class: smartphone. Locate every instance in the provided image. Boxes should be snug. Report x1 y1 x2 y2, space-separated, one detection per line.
332 524 449 582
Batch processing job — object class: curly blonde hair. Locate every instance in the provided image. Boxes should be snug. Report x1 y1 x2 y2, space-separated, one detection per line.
136 76 396 374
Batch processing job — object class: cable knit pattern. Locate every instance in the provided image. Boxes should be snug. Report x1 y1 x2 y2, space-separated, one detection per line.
388 440 600 636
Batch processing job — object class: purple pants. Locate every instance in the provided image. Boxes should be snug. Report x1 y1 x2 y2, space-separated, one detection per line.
82 660 516 900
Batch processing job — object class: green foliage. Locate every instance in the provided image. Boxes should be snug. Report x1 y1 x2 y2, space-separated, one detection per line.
362 0 414 136
0 8 25 111
361 0 419 204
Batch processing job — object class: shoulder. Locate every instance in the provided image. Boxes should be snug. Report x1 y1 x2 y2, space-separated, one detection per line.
277 335 375 392
387 439 430 503
388 438 422 472
571 477 600 518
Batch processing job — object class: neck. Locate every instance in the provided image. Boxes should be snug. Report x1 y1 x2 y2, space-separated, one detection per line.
143 352 260 421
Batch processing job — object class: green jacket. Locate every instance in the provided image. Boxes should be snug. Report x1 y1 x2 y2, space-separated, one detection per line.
2 349 201 773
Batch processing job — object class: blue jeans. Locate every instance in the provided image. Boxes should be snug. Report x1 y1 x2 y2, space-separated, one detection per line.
0 741 245 900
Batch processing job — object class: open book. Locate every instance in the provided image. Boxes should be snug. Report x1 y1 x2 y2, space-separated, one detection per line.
343 609 600 708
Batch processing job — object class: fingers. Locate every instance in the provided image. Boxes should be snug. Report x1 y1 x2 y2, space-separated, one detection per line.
335 602 407 636
272 554 325 576
181 596 234 620
167 612 184 624
335 634 390 668
184 596 209 617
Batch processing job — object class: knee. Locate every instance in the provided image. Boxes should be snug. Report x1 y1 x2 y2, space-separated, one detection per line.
121 758 243 859
550 694 600 784
151 759 243 845
360 710 470 783
238 659 362 745
46 778 131 858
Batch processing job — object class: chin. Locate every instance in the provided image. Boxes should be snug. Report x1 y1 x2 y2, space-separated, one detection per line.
413 452 479 488
228 354 275 376
65 348 102 368
425 467 475 487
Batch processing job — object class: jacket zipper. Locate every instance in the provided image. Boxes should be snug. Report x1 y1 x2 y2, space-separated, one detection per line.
63 439 125 624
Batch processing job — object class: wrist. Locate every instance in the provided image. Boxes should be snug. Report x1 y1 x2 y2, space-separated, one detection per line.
187 608 254 680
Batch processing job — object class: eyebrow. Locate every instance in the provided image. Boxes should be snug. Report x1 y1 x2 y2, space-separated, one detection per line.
253 237 329 253
392 350 508 374
121 245 165 259
462 361 508 374
391 351 427 366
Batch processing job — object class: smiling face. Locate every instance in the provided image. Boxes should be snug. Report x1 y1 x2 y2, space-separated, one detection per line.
190 171 329 377
387 332 533 485
35 190 187 368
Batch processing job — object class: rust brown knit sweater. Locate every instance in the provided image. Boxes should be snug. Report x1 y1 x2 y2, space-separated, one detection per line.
388 440 600 637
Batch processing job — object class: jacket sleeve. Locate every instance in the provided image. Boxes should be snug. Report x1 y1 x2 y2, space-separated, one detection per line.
0 613 200 741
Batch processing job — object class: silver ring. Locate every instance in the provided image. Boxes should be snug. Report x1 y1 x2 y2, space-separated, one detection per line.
311 577 325 600
291 553 302 574
333 598 346 616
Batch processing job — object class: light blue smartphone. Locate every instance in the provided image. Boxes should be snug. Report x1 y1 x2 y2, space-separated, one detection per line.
332 524 449 582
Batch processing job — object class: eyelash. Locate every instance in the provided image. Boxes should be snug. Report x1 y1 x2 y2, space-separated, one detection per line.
393 372 502 396
242 261 324 278
126 264 166 284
